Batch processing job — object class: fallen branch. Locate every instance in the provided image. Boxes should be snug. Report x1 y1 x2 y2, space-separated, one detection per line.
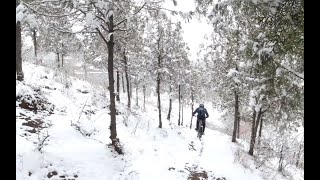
77 97 90 123
37 131 50 152
132 117 141 135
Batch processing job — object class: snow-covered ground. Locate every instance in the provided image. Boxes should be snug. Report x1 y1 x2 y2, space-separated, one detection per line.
16 62 303 180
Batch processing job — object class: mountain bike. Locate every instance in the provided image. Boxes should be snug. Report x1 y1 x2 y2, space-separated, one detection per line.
197 118 204 139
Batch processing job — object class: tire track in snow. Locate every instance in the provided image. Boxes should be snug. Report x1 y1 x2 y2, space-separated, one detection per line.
185 137 206 179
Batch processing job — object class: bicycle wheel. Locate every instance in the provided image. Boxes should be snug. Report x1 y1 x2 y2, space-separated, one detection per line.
198 120 203 139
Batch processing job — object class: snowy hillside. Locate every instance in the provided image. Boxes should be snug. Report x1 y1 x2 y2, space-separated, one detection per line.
16 63 303 180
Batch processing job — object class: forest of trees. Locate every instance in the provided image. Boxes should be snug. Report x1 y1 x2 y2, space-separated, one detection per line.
16 0 303 171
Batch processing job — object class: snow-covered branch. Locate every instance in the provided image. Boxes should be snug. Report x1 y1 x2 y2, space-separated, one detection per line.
274 60 304 80
23 2 77 18
114 2 147 28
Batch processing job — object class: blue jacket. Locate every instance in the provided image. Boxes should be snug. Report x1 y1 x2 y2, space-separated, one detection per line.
192 107 209 120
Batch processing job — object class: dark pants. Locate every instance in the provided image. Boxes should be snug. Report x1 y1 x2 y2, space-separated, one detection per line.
196 118 206 132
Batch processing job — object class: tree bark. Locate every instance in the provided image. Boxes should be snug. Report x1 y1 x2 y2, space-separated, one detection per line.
157 37 162 128
181 103 183 126
237 111 240 138
190 89 194 129
116 70 120 102
122 73 125 93
123 50 131 108
178 84 181 126
57 53 60 68
130 77 132 99
143 85 146 111
105 13 121 154
136 86 138 106
157 65 162 128
296 141 303 167
258 117 263 144
249 108 262 155
61 54 64 67
249 109 257 155
16 0 24 81
232 90 239 142
32 29 38 64
167 80 172 121
83 64 88 79
258 117 263 138
278 144 284 171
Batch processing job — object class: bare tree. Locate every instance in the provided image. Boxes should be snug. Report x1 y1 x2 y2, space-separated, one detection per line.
156 36 162 128
16 0 24 81
116 70 120 102
167 80 172 121
178 84 181 126
232 90 239 142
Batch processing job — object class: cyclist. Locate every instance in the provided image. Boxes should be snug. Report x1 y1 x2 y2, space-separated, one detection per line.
192 104 209 135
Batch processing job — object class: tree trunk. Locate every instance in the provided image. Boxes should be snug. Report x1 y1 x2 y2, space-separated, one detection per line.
122 73 125 93
116 70 120 102
83 64 88 79
190 90 194 129
143 85 146 111
248 109 257 155
61 42 64 67
237 111 240 138
167 98 172 121
249 108 262 155
178 84 181 126
296 141 303 167
136 86 138 106
232 90 239 142
103 13 122 154
123 50 131 108
32 29 38 64
254 109 263 133
16 1 24 81
61 54 64 67
56 53 60 68
157 36 162 128
157 66 162 128
130 77 132 99
167 81 172 121
258 117 263 144
258 117 263 138
181 103 183 126
278 144 284 171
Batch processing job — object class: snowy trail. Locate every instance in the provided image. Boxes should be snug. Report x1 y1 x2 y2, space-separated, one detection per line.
42 113 264 180
195 129 264 180
40 112 127 180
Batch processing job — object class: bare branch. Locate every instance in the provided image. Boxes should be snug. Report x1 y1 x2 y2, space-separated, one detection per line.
133 2 147 15
114 28 134 32
100 24 109 32
262 105 270 114
77 97 90 123
114 19 127 28
23 2 77 18
273 60 304 80
96 28 109 45
95 14 108 25
114 2 147 28
92 2 106 20
37 131 50 152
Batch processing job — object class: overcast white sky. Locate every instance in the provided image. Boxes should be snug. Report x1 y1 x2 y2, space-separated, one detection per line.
163 0 213 61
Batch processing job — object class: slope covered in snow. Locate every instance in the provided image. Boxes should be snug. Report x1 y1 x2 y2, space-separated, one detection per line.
16 63 303 180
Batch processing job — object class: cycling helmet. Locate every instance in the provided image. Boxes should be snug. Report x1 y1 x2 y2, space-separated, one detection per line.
199 104 204 108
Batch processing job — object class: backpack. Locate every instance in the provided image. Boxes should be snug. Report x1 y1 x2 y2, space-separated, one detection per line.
198 107 206 119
